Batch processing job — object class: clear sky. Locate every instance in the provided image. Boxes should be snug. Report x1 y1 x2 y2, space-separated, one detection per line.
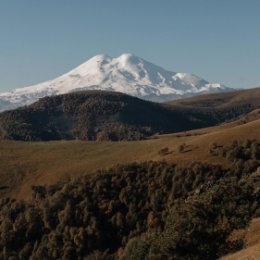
0 0 259 91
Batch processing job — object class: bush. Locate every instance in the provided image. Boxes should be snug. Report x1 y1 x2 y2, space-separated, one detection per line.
178 143 186 153
158 147 170 156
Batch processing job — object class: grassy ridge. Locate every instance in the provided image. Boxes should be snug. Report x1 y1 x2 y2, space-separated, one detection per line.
166 87 260 108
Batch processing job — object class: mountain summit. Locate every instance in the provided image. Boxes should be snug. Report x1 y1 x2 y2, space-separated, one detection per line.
0 53 230 111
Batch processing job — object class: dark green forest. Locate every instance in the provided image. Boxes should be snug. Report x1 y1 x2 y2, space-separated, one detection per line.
0 91 257 141
0 140 259 260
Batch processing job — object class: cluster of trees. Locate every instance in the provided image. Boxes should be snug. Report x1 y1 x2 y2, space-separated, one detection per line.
213 103 255 122
122 179 257 260
210 139 259 161
0 148 259 260
0 92 153 141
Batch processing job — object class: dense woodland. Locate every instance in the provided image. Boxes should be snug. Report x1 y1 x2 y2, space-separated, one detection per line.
210 139 260 162
0 140 259 260
0 91 258 141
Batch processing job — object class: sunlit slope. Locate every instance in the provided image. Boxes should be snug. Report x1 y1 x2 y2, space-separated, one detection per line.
0 118 259 200
167 87 260 108
222 218 260 260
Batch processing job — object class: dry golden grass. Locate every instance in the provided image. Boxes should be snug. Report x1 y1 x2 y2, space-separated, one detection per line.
223 244 260 260
0 136 190 199
167 87 260 108
222 218 260 260
0 118 259 200
0 118 259 259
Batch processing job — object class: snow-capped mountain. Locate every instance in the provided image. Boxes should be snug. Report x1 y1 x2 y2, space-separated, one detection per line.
0 53 231 111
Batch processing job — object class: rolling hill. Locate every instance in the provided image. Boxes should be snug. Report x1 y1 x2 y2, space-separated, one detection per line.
0 116 259 200
166 86 260 108
0 88 259 141
0 91 212 141
0 116 259 260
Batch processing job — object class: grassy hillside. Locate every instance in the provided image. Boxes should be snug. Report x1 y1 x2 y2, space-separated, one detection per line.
0 118 259 260
0 118 259 200
222 218 260 260
0 140 258 260
166 87 260 108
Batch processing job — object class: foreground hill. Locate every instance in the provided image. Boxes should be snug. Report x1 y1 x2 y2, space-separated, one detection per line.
0 53 230 111
0 116 259 259
0 117 259 200
0 89 258 141
0 133 259 260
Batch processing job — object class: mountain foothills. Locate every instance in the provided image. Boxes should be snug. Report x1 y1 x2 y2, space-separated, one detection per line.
0 53 231 111
0 88 259 141
0 79 259 259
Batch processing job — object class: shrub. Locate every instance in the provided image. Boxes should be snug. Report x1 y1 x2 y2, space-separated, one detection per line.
158 147 170 156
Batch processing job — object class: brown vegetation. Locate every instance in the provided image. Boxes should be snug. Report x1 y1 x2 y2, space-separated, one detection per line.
166 87 260 108
0 118 259 200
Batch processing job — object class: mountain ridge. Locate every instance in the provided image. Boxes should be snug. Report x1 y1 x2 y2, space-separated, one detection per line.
0 53 230 111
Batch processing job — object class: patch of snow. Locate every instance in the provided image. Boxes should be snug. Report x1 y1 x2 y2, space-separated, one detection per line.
0 54 231 111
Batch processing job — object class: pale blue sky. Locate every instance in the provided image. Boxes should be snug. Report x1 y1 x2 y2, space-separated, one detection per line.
0 0 259 91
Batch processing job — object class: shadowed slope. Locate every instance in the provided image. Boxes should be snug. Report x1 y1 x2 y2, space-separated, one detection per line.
1 89 259 142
